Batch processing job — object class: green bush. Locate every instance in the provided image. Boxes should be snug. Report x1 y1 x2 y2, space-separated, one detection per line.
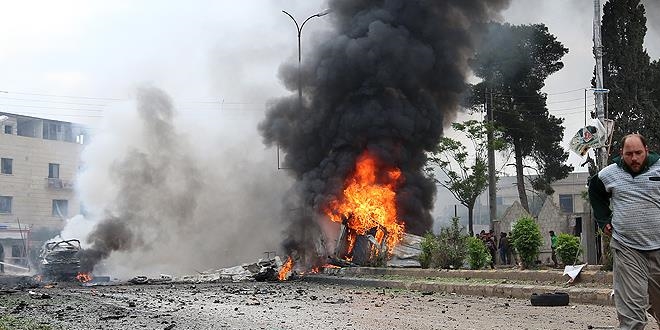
510 216 543 269
419 232 439 269
436 217 468 269
466 236 491 269
556 233 582 265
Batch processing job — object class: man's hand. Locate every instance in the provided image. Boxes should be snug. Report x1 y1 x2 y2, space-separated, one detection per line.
604 223 613 236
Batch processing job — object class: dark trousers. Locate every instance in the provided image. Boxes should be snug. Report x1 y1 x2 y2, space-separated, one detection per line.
499 248 508 265
551 248 558 267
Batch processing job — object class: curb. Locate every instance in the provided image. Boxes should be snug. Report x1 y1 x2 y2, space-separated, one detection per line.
304 275 614 306
331 267 613 285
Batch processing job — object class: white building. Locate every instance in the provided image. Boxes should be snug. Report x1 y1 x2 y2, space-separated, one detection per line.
0 112 87 269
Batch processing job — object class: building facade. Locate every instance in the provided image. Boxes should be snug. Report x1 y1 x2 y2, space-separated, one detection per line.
0 112 87 269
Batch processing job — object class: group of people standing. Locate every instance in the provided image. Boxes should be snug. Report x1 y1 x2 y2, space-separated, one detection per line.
476 230 512 268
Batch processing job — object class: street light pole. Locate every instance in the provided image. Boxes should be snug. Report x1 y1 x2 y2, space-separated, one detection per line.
282 9 329 109
277 10 329 170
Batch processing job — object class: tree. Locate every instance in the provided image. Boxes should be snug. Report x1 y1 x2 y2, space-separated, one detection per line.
425 120 504 236
528 114 572 196
599 0 660 150
469 23 570 211
650 60 660 121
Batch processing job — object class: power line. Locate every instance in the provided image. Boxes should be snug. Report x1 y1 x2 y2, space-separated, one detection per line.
486 87 588 99
491 103 594 114
7 112 104 118
0 96 106 107
2 90 123 101
0 104 104 112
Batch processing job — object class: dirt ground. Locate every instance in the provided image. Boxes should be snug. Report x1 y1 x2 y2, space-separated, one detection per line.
0 279 658 330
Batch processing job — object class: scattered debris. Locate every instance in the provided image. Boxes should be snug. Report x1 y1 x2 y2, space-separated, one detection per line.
99 314 128 321
388 233 422 268
28 290 51 299
563 263 587 285
129 276 149 285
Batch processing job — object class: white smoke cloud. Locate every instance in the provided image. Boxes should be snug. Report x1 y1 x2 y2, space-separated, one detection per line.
68 86 291 278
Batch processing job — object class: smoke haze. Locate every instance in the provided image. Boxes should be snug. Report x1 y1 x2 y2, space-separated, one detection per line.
72 86 291 277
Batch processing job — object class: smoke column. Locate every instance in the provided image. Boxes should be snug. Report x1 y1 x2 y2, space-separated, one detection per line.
259 0 510 259
76 86 290 275
78 87 202 272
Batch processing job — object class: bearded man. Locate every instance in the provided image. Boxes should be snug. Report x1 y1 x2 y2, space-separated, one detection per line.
589 133 660 329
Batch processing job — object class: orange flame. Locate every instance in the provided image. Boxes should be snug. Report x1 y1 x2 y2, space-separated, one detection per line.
278 256 294 281
326 151 405 254
76 272 93 283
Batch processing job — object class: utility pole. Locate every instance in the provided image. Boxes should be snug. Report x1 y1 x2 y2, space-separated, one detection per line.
593 0 608 170
486 89 497 231
585 0 607 265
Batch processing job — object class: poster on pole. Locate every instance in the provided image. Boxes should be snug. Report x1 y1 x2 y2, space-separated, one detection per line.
569 119 608 156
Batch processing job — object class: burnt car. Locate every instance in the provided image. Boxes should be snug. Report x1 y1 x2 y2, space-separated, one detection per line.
40 239 81 281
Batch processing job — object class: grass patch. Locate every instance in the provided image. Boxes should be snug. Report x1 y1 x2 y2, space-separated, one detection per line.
0 315 55 330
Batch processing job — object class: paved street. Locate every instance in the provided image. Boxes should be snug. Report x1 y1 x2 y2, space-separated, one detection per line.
1 279 656 330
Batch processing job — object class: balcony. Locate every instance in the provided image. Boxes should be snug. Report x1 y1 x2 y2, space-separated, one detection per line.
46 178 74 190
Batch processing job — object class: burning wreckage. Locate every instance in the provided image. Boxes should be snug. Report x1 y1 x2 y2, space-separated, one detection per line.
36 238 299 284
38 239 83 282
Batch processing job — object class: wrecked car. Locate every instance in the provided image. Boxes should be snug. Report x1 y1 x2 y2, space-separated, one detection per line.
39 239 81 281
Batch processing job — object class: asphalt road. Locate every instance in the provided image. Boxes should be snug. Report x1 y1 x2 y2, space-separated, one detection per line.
0 280 657 330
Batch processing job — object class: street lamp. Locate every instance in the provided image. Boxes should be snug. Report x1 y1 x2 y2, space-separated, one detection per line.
278 9 329 170
282 9 330 108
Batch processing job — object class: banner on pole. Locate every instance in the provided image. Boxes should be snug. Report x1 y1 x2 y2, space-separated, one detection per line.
569 119 608 156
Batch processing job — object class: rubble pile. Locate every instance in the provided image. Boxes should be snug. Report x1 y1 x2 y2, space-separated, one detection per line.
123 257 289 285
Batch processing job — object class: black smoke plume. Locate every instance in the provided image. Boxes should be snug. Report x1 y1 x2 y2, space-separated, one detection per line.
259 0 510 260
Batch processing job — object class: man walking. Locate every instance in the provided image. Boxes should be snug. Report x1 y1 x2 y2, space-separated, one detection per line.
549 231 559 268
589 133 660 329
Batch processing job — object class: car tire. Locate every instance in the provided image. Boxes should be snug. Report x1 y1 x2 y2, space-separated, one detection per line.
530 292 570 306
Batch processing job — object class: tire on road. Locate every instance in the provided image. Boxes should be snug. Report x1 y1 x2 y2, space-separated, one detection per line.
530 292 570 306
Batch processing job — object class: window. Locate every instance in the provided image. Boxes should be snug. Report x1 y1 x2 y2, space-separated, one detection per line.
559 194 574 213
0 196 12 213
0 158 11 174
4 125 12 134
52 199 68 217
496 197 504 205
48 163 60 178
11 245 24 258
43 122 61 140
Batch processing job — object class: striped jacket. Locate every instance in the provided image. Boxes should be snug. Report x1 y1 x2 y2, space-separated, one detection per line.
589 152 660 250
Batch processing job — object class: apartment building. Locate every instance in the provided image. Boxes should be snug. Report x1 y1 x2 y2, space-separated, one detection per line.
0 112 87 269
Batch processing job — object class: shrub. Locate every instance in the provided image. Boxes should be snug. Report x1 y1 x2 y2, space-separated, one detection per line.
466 236 491 269
555 233 582 265
510 216 543 269
436 217 468 269
419 232 439 269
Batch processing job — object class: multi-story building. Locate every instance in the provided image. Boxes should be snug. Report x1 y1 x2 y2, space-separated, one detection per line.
0 112 87 270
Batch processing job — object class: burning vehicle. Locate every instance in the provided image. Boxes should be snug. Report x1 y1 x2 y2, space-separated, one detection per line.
39 239 82 281
259 0 508 272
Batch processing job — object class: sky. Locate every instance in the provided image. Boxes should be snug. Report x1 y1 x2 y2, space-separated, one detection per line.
1 1 659 273
1 1 658 166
